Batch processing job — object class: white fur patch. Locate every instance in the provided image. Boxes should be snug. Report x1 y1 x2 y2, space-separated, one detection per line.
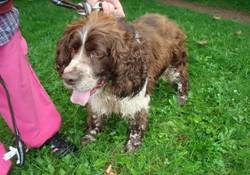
89 80 150 118
63 28 99 91
164 67 180 83
178 82 182 92
64 28 90 74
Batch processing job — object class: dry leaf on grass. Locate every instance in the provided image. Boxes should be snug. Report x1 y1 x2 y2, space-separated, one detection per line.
235 30 242 35
105 165 117 175
196 40 208 46
213 15 221 20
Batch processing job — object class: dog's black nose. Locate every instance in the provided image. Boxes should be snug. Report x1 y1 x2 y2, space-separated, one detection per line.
62 71 81 85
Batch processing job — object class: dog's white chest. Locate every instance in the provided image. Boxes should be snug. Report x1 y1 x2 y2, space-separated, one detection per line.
89 81 150 118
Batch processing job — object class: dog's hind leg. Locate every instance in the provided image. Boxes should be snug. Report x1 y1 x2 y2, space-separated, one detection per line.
164 55 188 106
176 64 188 105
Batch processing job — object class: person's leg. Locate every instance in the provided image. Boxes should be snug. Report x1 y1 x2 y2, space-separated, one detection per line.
0 144 12 175
0 30 61 148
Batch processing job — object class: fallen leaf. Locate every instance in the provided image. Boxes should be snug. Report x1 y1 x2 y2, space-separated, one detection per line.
105 165 117 175
213 15 221 20
196 40 208 46
235 30 242 35
178 134 189 141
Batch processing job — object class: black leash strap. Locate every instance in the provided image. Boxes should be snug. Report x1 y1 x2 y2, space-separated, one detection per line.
51 0 102 16
52 0 84 11
0 75 25 166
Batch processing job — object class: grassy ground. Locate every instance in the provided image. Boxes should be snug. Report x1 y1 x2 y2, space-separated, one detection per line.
0 0 249 174
183 0 250 15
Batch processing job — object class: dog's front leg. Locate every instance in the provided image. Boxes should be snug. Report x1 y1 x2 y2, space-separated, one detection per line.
125 109 148 152
81 106 107 144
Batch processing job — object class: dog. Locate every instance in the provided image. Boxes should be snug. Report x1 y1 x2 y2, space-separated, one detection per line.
55 12 188 152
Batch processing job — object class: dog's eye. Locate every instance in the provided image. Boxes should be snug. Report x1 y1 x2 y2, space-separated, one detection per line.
90 50 104 59
69 47 76 55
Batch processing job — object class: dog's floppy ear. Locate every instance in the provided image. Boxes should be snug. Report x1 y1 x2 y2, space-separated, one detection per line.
110 32 148 98
55 33 71 76
55 23 83 76
55 17 87 76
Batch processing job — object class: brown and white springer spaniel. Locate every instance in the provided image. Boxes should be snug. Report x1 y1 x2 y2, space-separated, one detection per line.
55 12 188 152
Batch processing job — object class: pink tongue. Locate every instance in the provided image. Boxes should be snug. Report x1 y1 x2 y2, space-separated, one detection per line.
70 90 91 106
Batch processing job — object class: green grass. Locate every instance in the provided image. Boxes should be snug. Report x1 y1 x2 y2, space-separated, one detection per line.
0 0 249 174
183 0 250 15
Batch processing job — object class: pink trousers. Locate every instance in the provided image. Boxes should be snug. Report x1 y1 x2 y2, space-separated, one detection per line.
0 30 61 174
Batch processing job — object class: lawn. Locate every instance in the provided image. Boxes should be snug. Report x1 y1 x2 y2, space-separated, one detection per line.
183 0 250 15
0 0 249 174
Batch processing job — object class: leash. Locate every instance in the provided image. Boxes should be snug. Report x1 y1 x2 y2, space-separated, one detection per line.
0 75 25 166
51 0 102 16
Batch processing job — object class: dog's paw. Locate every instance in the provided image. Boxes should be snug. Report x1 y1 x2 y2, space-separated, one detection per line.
124 139 141 152
81 134 96 144
178 95 187 106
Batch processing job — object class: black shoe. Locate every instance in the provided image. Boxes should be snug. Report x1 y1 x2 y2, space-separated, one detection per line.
45 133 78 156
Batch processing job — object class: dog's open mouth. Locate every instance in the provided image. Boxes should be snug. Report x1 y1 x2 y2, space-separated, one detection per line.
70 78 106 106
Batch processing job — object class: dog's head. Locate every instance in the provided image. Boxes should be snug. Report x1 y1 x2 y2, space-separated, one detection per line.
56 12 148 104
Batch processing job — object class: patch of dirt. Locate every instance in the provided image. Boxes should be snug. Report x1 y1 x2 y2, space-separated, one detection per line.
163 0 250 25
